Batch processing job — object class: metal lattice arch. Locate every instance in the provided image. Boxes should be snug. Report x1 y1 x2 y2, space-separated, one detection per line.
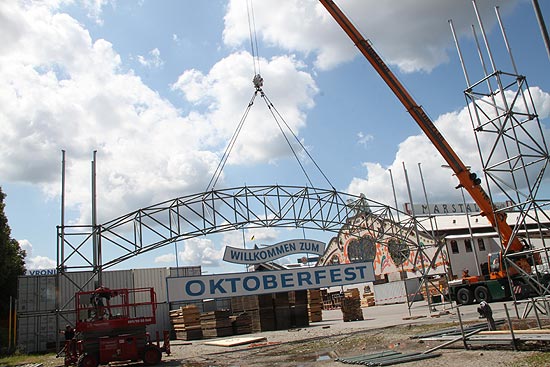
57 185 443 291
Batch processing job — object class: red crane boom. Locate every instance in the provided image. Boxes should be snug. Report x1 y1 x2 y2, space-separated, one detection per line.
319 0 524 257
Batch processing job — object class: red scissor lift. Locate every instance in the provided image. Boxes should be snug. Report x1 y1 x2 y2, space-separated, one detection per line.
65 287 170 367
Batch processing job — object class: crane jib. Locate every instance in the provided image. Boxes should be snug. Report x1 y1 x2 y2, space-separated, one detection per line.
319 0 524 253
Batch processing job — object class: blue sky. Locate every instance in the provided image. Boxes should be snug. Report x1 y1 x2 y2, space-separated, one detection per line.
1 0 549 273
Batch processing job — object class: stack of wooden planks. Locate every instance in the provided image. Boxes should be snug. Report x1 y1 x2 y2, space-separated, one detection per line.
170 305 203 340
274 292 291 330
201 310 233 338
341 288 364 322
231 295 261 332
258 294 276 331
230 312 252 335
361 291 375 308
293 290 310 327
308 289 323 322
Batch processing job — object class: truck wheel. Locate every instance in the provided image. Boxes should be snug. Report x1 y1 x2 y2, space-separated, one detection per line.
474 285 491 303
77 353 98 367
456 288 473 305
142 345 162 365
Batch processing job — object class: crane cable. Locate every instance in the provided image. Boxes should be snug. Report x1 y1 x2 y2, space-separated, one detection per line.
259 90 336 190
247 0 261 79
205 91 258 192
206 0 335 192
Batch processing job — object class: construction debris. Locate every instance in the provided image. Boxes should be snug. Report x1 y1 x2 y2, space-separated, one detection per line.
336 350 441 366
415 319 550 350
203 336 267 347
361 289 376 308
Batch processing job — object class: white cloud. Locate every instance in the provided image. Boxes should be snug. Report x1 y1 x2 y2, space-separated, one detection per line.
154 253 176 263
172 51 318 166
27 255 57 270
0 2 318 225
223 0 518 72
347 87 550 209
18 239 57 269
178 238 224 267
81 0 111 25
137 48 164 68
357 132 374 147
19 239 33 256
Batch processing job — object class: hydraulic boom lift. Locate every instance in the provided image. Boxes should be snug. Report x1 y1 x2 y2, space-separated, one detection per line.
319 0 540 304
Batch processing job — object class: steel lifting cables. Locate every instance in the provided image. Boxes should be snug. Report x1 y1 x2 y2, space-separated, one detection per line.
205 91 259 192
205 0 336 193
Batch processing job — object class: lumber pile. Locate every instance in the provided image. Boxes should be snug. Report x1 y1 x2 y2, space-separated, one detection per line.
275 292 291 330
361 291 375 308
231 295 261 332
308 289 323 323
201 310 233 338
258 294 276 331
293 290 310 327
169 305 203 340
230 312 252 335
341 288 364 322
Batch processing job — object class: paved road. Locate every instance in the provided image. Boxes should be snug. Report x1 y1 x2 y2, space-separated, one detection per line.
319 298 549 331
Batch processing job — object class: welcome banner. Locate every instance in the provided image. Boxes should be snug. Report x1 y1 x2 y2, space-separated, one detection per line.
223 239 325 264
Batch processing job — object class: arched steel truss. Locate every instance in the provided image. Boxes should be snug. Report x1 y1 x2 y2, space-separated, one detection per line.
57 185 446 294
54 184 449 352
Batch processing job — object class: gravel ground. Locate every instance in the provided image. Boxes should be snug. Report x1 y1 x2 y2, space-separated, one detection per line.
38 302 550 367
163 323 537 367
161 304 548 367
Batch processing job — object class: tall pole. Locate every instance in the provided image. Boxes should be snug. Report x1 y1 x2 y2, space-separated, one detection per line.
532 0 550 62
56 150 66 352
389 169 401 222
8 295 12 351
403 162 432 312
60 150 66 267
92 151 101 286
461 188 481 276
418 163 438 237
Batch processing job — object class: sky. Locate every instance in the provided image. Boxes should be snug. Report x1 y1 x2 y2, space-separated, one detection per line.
1 0 549 274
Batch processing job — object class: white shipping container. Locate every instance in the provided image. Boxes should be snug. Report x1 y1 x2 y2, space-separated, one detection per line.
17 313 57 354
134 268 169 303
17 275 57 313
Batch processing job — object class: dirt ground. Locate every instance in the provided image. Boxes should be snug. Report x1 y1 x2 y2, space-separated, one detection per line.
37 316 549 367
162 322 545 367
28 301 550 367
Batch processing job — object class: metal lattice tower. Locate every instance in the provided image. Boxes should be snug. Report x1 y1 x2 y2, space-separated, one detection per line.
451 3 550 299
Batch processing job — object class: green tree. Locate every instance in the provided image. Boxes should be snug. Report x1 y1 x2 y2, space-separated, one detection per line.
0 187 26 319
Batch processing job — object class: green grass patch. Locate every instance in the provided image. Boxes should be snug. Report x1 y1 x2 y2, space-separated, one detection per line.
0 352 56 366
511 352 550 367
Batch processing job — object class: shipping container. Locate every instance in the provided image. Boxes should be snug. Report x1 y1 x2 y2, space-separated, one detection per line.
17 275 56 313
17 266 202 353
169 266 201 278
134 268 169 302
17 313 56 354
